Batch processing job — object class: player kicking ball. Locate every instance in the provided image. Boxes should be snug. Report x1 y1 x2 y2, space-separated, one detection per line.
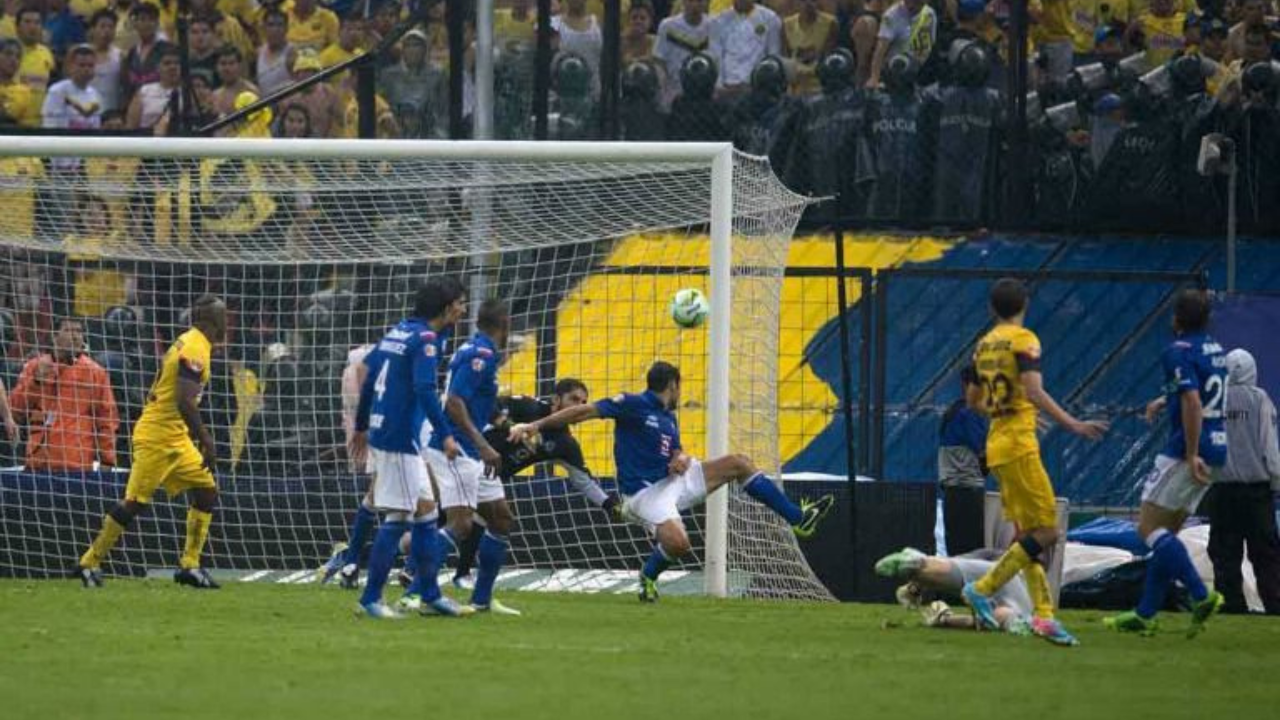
78 295 228 589
349 278 472 619
509 361 835 602
876 547 1033 635
1104 289 1227 637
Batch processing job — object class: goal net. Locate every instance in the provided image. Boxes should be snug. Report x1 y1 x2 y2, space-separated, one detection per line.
0 137 831 600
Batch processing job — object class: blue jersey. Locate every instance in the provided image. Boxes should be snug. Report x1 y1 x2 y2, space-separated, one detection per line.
430 332 501 458
594 390 681 496
1161 332 1229 466
355 318 454 454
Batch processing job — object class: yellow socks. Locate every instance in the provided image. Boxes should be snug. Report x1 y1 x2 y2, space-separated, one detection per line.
1022 562 1057 619
974 542 1033 596
80 514 127 569
180 508 214 570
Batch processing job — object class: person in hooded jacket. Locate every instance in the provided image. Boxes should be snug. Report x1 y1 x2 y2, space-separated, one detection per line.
1207 348 1280 614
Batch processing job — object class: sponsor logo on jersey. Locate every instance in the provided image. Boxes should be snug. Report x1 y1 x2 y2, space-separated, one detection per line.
471 357 485 372
424 343 436 357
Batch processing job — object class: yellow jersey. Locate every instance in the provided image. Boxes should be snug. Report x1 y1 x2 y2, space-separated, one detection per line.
1139 11 1186 67
0 79 39 127
287 7 340 54
134 327 213 446
974 323 1043 466
0 156 44 238
18 42 55 110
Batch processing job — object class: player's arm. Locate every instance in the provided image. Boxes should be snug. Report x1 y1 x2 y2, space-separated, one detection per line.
1180 387 1210 484
555 437 621 520
413 344 459 458
0 377 16 441
446 393 501 473
350 353 378 467
509 403 600 442
1022 370 1107 440
176 370 216 470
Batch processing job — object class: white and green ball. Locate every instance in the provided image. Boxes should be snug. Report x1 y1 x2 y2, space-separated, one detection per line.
669 288 710 328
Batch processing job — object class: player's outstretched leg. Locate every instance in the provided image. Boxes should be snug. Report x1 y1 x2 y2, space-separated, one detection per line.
358 513 409 619
639 521 692 603
173 489 220 590
408 511 472 618
701 455 835 539
470 500 519 615
79 501 145 588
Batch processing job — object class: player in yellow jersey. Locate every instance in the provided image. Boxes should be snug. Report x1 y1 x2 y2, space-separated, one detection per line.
78 295 229 589
962 279 1108 646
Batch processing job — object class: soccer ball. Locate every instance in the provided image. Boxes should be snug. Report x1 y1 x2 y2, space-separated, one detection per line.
670 288 710 328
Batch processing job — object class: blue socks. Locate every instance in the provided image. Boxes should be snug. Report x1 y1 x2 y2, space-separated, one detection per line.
743 473 803 526
409 517 444 602
409 526 458 598
343 501 377 566
360 519 408 607
1137 529 1208 620
642 544 676 582
471 531 509 608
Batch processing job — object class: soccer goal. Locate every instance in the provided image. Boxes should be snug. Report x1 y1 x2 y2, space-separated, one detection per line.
0 136 831 600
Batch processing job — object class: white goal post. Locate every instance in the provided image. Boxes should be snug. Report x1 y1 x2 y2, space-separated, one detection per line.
0 136 829 600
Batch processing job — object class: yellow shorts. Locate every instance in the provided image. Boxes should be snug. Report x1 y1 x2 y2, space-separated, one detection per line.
992 453 1057 530
124 441 216 503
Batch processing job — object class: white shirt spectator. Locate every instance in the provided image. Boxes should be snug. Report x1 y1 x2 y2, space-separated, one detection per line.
92 45 122 113
709 2 783 88
877 1 938 64
134 82 172 129
43 78 103 172
655 10 711 102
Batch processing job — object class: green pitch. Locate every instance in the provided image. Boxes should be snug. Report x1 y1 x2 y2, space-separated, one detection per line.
2 580 1277 720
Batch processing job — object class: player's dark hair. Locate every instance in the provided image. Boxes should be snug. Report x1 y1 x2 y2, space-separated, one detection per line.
1173 288 1211 333
554 377 588 397
959 363 979 386
413 277 466 321
476 298 509 333
989 278 1029 320
191 294 225 324
646 361 681 393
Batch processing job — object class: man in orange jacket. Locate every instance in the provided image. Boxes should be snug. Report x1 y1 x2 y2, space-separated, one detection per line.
9 317 119 471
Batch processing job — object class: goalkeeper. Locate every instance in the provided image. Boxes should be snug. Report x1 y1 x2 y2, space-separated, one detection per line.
78 296 228 589
445 379 622 588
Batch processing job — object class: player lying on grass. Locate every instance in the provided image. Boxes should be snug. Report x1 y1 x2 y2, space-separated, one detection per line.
442 378 622 589
79 295 228 589
876 547 1033 634
1104 289 1227 637
348 278 472 619
509 361 836 602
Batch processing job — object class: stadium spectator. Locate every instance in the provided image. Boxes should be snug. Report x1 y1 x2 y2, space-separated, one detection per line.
275 102 313 138
847 0 884 87
340 71 398 138
87 9 122 113
866 0 937 88
120 3 171 108
622 0 659 64
281 50 342 137
255 8 298 98
153 67 220 134
654 0 710 103
15 5 54 111
784 0 838 95
1206 349 1280 614
8 316 119 472
318 12 366 88
937 364 988 556
1130 0 1187 67
62 196 131 318
186 15 220 78
0 38 39 127
44 0 86 58
212 46 256 116
553 0 604 97
43 44 103 133
83 109 139 235
495 0 537 53
1202 17 1231 63
379 28 447 139
190 0 254 60
287 0 340 55
709 0 783 94
1226 0 1273 62
126 44 179 130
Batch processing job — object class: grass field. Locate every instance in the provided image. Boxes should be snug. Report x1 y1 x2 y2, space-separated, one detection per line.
3 580 1277 720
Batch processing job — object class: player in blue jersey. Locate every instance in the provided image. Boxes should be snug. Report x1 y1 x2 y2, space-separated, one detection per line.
347 277 473 619
1105 289 1227 637
509 361 836 602
414 299 521 614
